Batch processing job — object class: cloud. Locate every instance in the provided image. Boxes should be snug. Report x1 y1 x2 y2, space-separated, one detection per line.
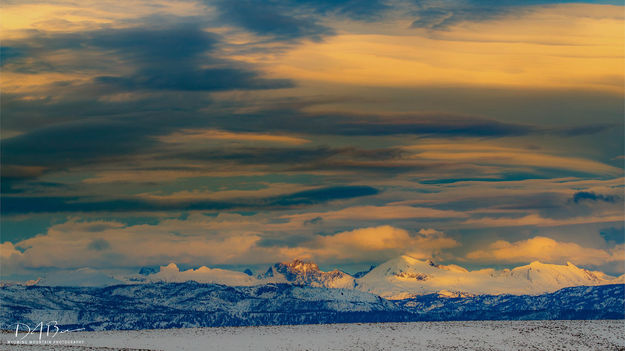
462 213 623 228
86 239 111 251
4 215 265 270
0 241 22 261
288 0 390 20
87 24 291 91
227 111 537 138
97 67 293 92
215 0 333 42
292 226 459 262
410 1 620 29
2 119 159 168
272 7 623 92
572 191 619 203
0 215 457 273
159 129 310 145
405 142 622 176
163 145 427 176
4 22 291 89
600 227 625 244
214 0 389 41
0 185 379 214
138 183 319 202
285 205 467 222
411 7 506 30
465 236 624 266
0 241 24 275
0 46 21 66
272 186 379 206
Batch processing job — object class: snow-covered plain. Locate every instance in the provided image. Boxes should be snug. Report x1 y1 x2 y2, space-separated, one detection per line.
3 320 624 350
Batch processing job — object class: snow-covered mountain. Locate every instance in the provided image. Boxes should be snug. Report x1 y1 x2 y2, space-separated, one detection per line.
258 259 356 289
356 255 621 299
122 260 355 288
13 256 622 298
141 263 258 286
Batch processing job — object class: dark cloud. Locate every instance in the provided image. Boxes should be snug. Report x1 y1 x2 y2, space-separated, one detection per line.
2 119 156 168
172 146 406 165
209 110 537 137
89 24 218 62
1 89 213 133
0 22 295 191
168 145 430 174
0 105 542 196
255 234 313 248
410 0 619 29
96 67 292 91
216 0 333 41
442 193 564 212
87 239 111 251
411 7 506 30
289 0 390 20
304 216 324 225
88 24 292 91
3 23 294 91
419 173 550 184
600 227 625 244
214 0 389 41
555 124 616 137
572 191 619 204
272 186 378 206
1 186 378 214
0 46 21 66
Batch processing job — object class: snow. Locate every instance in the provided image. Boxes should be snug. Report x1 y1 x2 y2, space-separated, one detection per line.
2 320 623 351
356 255 621 299
258 259 356 289
12 256 622 299
142 263 258 286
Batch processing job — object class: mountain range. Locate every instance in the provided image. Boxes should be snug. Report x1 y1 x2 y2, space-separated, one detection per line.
2 256 623 331
20 255 622 299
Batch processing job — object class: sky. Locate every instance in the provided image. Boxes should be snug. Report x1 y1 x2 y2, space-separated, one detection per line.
1 0 623 280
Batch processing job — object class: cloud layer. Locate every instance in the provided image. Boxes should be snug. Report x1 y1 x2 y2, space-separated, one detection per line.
0 0 623 280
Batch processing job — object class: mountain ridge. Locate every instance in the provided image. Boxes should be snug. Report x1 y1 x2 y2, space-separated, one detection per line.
7 255 622 299
1 283 622 331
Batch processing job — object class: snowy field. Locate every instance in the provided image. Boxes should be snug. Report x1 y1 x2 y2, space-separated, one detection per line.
2 320 624 351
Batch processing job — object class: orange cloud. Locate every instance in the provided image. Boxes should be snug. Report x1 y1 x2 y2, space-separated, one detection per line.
283 226 459 262
466 236 624 265
462 213 624 228
137 183 319 201
262 4 623 92
159 129 310 145
284 205 467 222
2 217 458 271
405 142 622 176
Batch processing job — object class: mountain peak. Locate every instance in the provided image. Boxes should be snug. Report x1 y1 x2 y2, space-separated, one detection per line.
398 254 420 262
566 261 578 268
357 255 620 299
261 259 355 289
280 259 320 273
